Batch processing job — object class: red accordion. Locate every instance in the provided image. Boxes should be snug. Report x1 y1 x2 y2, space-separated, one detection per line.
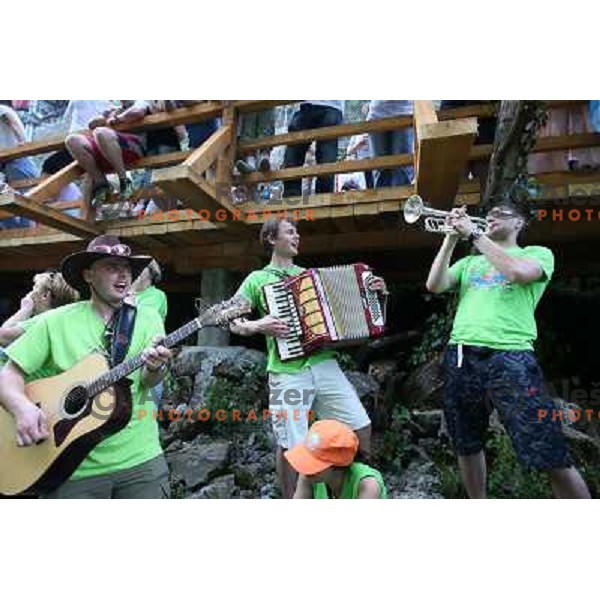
263 263 386 361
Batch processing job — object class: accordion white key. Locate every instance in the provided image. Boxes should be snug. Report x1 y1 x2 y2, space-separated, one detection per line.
263 263 386 361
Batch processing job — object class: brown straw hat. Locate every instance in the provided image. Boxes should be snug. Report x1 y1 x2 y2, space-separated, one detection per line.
60 235 152 292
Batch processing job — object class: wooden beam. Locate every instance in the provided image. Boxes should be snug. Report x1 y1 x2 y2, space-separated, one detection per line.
413 100 438 188
184 125 231 175
414 101 438 128
216 104 237 188
414 102 478 208
0 190 101 237
239 154 413 185
239 116 413 154
152 164 246 232
27 162 83 203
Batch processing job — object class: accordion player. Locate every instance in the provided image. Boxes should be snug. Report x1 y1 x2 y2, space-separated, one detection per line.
263 263 386 362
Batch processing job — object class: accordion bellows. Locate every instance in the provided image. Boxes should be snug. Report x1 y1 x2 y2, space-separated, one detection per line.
263 264 385 361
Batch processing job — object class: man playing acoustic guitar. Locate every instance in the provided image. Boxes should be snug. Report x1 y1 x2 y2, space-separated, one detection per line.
0 235 172 499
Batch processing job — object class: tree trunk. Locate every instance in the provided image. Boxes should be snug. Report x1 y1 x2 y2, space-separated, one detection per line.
482 100 547 211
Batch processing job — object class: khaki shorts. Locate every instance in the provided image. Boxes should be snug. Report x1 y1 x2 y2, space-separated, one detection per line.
43 455 170 499
268 359 371 449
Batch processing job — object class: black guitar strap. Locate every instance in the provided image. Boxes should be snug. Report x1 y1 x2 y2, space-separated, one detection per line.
108 302 137 367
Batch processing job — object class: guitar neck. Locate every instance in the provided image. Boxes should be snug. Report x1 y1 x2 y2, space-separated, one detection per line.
87 317 202 397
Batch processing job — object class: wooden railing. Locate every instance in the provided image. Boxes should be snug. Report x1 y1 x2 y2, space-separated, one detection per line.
1 99 599 241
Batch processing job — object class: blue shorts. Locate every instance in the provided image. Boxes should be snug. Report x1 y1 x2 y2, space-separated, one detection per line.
443 345 572 470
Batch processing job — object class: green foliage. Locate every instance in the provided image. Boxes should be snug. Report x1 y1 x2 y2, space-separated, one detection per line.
379 406 413 470
337 351 359 372
408 297 456 368
579 464 600 498
203 364 267 434
169 477 186 500
485 431 552 498
431 428 555 499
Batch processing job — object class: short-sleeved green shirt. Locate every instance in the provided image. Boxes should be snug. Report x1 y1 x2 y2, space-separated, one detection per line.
5 301 165 480
313 463 388 499
236 265 337 374
0 313 48 374
447 246 554 350
136 286 168 322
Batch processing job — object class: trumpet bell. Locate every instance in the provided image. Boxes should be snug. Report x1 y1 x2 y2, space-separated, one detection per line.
403 195 423 224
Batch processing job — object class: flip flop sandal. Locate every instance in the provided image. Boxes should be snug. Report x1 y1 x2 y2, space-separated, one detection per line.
91 183 111 207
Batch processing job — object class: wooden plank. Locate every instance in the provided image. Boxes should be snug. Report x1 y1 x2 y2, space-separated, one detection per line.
235 100 298 114
216 104 237 190
330 204 357 233
27 162 83 203
240 102 582 154
413 101 437 188
183 125 231 174
0 190 101 237
153 145 248 234
415 118 477 208
239 154 413 185
11 178 41 190
0 229 79 247
239 116 413 154
414 101 438 127
152 164 244 230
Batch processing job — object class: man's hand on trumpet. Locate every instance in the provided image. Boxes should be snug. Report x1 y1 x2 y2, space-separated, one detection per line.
446 206 476 238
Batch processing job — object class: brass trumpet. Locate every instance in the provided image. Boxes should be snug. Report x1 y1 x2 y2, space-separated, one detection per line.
403 195 488 236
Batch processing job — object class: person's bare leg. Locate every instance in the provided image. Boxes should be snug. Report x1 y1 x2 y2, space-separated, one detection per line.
458 451 487 498
354 424 372 459
276 446 298 499
550 467 591 499
93 127 128 181
80 176 96 222
65 134 107 187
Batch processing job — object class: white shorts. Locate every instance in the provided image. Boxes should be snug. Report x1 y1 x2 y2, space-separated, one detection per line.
268 359 371 449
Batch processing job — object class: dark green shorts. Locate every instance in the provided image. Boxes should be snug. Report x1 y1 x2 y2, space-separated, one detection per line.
43 455 170 499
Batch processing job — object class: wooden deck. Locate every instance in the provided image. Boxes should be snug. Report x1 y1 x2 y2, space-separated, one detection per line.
1 100 599 276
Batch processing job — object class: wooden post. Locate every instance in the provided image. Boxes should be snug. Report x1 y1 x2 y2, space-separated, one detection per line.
216 102 238 206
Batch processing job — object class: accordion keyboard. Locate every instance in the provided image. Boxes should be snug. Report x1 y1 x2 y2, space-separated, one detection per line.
263 282 305 361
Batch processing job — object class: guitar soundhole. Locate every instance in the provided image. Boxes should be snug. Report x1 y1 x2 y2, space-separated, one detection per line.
63 386 89 417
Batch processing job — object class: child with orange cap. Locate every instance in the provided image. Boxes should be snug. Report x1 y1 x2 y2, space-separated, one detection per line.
285 420 387 499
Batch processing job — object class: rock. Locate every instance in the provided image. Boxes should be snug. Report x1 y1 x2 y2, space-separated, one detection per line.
394 459 444 499
189 475 236 499
563 427 600 465
166 440 231 491
396 357 444 411
345 371 380 414
168 346 267 409
410 410 443 439
367 359 397 385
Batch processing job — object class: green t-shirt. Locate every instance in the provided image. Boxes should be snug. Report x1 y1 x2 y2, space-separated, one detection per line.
236 265 336 374
448 246 554 350
136 286 168 322
5 301 165 480
0 314 49 375
313 463 388 499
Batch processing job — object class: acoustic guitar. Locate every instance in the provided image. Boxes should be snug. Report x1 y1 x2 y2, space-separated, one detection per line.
0 296 250 496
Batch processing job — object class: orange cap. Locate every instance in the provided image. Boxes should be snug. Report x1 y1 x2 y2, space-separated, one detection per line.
284 420 359 476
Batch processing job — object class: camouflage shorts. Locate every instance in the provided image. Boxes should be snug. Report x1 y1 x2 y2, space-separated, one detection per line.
443 345 572 470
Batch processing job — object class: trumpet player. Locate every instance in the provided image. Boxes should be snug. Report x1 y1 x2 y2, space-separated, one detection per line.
426 200 590 499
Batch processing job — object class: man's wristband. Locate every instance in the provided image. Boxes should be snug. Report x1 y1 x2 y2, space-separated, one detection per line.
467 228 484 245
